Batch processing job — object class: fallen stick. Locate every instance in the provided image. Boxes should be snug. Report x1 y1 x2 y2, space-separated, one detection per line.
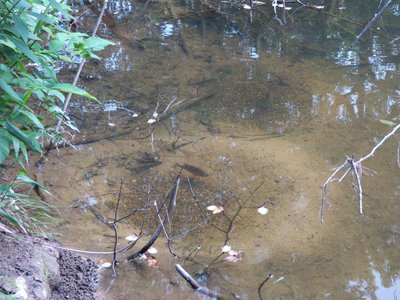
175 264 224 299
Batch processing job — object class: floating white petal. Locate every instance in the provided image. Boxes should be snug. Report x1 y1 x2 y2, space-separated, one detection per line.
221 245 232 253
225 254 241 262
243 4 251 9
100 262 112 268
147 118 157 124
148 246 158 254
125 234 138 241
108 122 115 127
228 249 240 256
258 206 268 215
207 205 224 214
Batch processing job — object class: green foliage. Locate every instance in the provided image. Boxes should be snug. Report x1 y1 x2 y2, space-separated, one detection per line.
0 0 113 232
0 170 54 233
0 0 113 166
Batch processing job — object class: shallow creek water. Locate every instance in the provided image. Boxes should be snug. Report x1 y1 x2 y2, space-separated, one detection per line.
39 1 400 299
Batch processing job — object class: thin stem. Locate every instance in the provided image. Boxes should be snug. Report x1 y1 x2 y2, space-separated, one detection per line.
54 0 109 134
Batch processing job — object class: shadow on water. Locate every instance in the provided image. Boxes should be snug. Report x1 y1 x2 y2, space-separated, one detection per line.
41 0 400 298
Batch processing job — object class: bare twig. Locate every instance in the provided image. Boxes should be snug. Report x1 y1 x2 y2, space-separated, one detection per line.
356 123 400 165
126 175 181 260
43 0 109 159
349 158 363 214
258 274 274 300
321 123 400 221
351 0 393 49
111 177 123 276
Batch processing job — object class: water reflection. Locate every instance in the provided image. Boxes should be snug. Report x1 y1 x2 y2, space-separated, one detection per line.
51 0 400 299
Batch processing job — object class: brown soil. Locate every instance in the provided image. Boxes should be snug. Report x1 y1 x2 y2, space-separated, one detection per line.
0 231 98 300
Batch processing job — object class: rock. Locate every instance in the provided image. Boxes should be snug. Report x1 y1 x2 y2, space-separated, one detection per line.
0 231 98 300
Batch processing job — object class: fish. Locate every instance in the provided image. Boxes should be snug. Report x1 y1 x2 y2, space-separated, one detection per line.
175 163 209 177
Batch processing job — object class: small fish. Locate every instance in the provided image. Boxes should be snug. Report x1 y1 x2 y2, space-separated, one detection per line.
176 163 209 177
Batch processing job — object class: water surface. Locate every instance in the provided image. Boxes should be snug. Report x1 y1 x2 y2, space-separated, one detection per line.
42 1 400 299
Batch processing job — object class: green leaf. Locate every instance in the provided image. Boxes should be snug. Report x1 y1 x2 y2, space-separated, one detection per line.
28 12 57 27
20 142 28 164
0 37 17 51
0 78 23 103
84 36 115 51
11 136 21 159
51 83 97 100
8 36 40 63
0 209 27 233
48 89 65 102
17 173 46 190
12 15 29 42
17 171 51 195
48 0 72 18
379 119 397 126
0 129 11 164
19 110 44 129
49 32 69 52
0 120 42 153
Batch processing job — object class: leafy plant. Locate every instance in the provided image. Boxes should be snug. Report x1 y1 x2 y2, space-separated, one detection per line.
0 0 113 231
0 0 113 166
0 170 55 233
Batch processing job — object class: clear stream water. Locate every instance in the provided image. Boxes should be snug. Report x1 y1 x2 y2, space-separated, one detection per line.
40 0 400 299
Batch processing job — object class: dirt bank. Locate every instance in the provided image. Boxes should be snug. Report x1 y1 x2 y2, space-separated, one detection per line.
0 231 98 300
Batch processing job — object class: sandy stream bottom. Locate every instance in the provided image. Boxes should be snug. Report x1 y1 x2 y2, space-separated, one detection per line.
32 115 400 300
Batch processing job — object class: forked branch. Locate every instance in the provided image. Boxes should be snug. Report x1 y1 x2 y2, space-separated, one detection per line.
321 123 400 222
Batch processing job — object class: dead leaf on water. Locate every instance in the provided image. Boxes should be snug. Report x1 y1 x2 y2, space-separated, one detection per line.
147 255 160 268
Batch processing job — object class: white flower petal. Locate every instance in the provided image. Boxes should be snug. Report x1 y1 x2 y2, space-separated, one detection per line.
125 234 138 241
225 255 241 262
258 206 268 215
207 205 218 211
213 206 224 214
147 118 157 124
148 247 158 254
221 245 232 253
228 249 240 256
100 262 112 268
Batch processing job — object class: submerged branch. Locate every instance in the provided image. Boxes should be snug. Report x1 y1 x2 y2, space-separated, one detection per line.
126 175 181 260
351 0 393 49
175 264 224 299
